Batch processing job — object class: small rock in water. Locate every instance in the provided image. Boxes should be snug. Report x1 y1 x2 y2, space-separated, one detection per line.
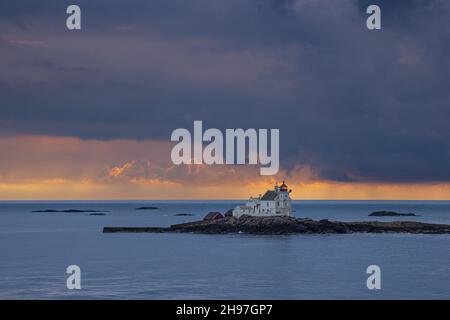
32 209 108 213
175 213 194 216
369 211 417 217
135 206 159 210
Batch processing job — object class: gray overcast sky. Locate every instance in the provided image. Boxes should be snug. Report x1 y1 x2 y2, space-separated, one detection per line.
1 0 449 183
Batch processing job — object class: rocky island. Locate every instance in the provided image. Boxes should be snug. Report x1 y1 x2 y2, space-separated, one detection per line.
104 183 449 235
103 214 450 235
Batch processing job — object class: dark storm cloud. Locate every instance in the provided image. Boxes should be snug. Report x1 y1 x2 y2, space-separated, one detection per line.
0 0 449 183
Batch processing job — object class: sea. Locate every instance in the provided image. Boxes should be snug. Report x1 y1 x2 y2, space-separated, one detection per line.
0 200 449 299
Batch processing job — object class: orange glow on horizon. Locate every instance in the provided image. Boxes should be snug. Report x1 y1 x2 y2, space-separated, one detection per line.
1 179 450 200
1 135 450 200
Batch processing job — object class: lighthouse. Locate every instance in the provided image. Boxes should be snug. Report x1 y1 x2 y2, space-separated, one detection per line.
232 181 293 218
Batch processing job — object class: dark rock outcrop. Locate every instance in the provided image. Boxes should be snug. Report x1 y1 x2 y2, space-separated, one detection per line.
103 215 450 235
175 213 195 216
224 209 234 217
135 206 159 210
203 212 224 221
369 211 417 217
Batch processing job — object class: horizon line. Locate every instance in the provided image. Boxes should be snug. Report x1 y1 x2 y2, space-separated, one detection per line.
1 199 450 202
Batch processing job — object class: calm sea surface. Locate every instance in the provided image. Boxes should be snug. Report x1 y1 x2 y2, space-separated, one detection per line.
1 200 449 299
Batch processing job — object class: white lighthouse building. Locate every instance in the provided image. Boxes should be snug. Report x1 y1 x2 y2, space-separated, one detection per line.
232 181 293 218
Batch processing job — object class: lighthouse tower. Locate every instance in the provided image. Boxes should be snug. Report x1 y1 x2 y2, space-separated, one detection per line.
275 181 292 213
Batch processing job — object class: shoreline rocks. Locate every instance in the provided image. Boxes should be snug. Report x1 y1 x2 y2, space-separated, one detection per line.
203 212 224 221
224 209 234 217
103 215 450 235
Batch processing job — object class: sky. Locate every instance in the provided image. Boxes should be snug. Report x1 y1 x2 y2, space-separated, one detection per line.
0 0 450 200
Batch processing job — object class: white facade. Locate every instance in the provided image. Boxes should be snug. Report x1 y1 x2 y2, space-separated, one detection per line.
232 181 293 218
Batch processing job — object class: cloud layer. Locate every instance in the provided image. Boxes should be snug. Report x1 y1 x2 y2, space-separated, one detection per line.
1 0 450 188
